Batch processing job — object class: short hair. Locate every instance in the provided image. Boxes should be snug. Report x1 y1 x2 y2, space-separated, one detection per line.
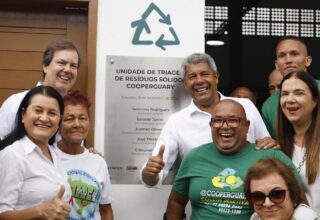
63 90 91 118
275 36 309 57
277 71 320 184
181 53 218 78
42 39 81 78
0 86 64 150
244 158 302 207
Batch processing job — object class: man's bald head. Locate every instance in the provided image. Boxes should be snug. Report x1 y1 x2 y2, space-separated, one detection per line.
230 87 256 105
268 69 283 95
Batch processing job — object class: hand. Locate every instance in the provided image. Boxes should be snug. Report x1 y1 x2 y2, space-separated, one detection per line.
142 145 165 186
145 145 165 176
87 147 104 157
255 137 280 150
42 185 70 220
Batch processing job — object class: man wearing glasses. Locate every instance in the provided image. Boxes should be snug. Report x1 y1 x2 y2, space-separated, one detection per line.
141 53 274 188
165 99 302 220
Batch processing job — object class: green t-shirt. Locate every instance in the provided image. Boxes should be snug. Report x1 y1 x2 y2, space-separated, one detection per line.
261 80 320 138
173 143 301 220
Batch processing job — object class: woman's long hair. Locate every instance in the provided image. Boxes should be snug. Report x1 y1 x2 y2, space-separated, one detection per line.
277 71 320 184
0 86 64 150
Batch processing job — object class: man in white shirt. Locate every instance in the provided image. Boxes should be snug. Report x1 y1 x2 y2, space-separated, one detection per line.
0 39 80 140
140 53 275 187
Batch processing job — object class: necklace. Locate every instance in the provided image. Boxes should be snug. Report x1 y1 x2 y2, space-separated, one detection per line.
296 153 307 174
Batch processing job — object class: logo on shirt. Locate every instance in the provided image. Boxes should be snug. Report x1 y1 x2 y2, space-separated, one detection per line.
211 168 243 189
67 169 101 219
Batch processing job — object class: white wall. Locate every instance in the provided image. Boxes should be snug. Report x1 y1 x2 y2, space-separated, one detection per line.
95 0 203 219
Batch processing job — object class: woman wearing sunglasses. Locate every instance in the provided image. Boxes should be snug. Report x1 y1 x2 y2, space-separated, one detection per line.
277 71 320 213
244 158 318 220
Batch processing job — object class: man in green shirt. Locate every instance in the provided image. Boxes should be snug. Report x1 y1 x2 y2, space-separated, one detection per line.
166 99 302 220
261 36 318 138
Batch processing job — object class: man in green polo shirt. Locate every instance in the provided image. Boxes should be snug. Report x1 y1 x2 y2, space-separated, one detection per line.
165 100 302 220
261 36 320 138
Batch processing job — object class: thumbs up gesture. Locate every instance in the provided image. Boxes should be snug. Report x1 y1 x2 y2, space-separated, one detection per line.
42 185 71 220
142 145 165 186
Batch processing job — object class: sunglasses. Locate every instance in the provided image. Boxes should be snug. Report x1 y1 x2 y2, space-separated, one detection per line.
249 189 287 206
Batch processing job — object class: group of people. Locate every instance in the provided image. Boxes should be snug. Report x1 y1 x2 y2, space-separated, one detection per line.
142 36 320 219
0 40 113 220
1 35 320 220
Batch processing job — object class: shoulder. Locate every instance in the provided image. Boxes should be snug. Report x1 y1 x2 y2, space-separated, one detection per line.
169 103 191 117
1 90 29 108
258 148 292 162
0 141 24 164
184 143 213 159
85 150 108 165
293 203 319 219
262 92 279 110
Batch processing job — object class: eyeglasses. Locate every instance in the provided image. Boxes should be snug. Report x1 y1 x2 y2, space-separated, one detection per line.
249 189 287 206
210 117 242 128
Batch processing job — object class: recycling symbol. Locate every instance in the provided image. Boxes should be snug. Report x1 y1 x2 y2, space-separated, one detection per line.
131 2 180 51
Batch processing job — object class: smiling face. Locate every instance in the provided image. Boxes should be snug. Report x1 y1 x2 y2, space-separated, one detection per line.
280 77 316 127
275 39 312 76
183 62 219 110
43 49 79 96
60 104 90 145
211 100 250 154
22 94 61 147
250 172 295 220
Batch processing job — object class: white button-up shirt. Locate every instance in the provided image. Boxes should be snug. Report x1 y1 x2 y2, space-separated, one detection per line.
0 136 71 212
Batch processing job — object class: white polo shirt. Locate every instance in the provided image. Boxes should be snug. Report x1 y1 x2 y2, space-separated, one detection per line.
0 136 71 212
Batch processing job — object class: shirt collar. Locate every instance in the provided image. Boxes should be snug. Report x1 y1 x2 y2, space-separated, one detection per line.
187 92 223 116
21 136 39 155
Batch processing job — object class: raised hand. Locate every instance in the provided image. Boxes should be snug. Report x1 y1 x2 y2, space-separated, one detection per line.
142 145 165 186
42 185 71 220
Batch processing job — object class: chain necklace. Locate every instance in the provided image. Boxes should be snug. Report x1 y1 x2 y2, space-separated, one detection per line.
296 153 307 174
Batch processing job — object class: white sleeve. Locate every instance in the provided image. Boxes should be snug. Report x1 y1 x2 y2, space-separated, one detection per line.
99 160 113 204
0 95 18 140
0 149 24 212
139 116 180 188
243 99 270 142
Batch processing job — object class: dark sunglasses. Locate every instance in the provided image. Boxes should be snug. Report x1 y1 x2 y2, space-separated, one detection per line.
249 189 287 206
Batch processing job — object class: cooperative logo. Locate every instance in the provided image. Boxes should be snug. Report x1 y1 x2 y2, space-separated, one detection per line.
211 168 243 190
131 2 180 51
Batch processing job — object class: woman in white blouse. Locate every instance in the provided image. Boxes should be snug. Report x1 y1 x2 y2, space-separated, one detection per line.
0 85 71 220
277 71 320 213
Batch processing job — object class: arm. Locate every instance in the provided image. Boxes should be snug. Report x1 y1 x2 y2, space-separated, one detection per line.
140 117 180 187
100 204 114 220
166 190 188 220
261 92 279 139
0 94 19 139
0 186 70 220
